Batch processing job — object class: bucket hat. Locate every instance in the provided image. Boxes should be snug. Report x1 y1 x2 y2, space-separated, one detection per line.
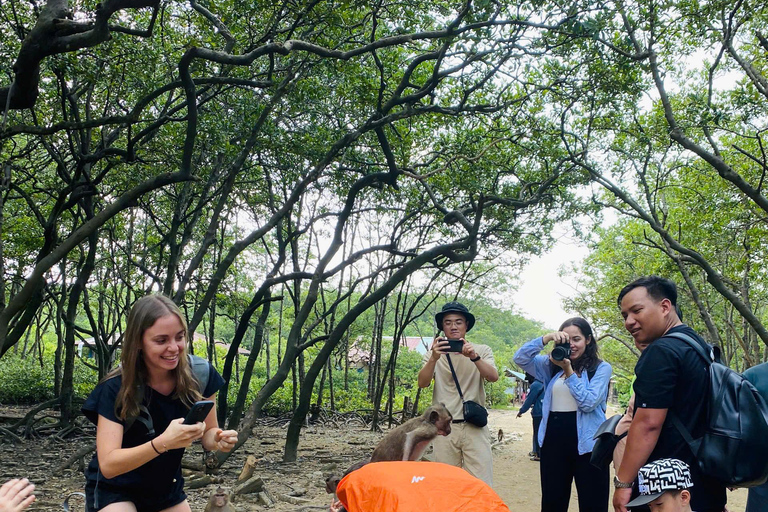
435 302 475 332
626 458 694 507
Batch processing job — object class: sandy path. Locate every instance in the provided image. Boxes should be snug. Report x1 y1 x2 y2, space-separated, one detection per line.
488 408 748 511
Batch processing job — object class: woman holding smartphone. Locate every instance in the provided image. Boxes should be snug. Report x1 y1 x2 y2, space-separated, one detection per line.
82 295 239 512
513 317 612 512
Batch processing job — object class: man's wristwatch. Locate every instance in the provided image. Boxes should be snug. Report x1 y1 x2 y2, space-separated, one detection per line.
613 476 634 488
470 355 481 362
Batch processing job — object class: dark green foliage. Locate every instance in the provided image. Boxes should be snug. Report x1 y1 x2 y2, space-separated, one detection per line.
0 356 54 404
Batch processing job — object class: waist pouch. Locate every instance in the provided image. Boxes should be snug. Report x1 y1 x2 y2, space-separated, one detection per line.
590 414 626 469
463 400 488 427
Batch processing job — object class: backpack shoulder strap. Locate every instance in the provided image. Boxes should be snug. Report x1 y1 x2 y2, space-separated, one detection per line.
123 384 155 436
663 331 713 448
188 354 211 395
663 332 714 365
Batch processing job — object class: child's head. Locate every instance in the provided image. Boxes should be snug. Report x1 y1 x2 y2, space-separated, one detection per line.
627 459 693 512
643 489 691 512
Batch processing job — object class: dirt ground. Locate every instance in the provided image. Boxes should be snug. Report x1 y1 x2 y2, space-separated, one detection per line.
0 406 748 511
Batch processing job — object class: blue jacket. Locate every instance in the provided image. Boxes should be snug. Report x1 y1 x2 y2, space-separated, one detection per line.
513 336 612 455
744 362 768 512
519 379 544 417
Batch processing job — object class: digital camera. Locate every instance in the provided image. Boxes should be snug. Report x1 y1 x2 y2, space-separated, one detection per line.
551 341 571 361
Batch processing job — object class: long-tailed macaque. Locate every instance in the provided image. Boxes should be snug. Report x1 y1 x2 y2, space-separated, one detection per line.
326 404 453 511
203 487 235 512
370 403 452 462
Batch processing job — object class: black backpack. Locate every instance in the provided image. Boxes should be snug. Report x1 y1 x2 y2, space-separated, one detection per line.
666 332 768 487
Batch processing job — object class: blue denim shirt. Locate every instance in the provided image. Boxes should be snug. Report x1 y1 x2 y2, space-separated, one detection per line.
514 336 612 455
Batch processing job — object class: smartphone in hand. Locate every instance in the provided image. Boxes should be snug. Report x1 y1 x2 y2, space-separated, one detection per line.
183 400 214 425
445 338 464 353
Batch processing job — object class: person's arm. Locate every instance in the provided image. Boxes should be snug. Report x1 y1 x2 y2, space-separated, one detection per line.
459 340 498 382
513 337 553 384
95 414 204 479
612 394 635 471
472 356 499 382
418 337 451 388
563 362 612 412
518 382 540 414
612 407 667 512
467 350 499 382
200 394 238 452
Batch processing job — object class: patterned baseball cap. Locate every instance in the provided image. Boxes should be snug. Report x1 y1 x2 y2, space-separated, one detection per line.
626 458 694 507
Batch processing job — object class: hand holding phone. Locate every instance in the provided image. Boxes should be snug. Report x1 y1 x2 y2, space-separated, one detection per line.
183 400 214 425
445 338 464 353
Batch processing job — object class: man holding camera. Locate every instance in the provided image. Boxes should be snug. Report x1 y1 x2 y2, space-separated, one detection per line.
417 302 499 486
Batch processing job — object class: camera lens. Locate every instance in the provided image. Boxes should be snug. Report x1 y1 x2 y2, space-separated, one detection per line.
551 343 570 361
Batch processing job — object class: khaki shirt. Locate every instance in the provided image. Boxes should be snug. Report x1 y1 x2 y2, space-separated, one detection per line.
424 344 495 420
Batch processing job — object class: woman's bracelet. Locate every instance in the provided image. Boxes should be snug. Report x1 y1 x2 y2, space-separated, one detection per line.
150 438 166 455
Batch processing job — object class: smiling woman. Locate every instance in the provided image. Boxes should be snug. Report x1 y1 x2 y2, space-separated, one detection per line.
80 295 239 512
141 314 187 379
513 318 613 512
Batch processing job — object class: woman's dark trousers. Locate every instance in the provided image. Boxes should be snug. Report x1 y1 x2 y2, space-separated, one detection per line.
539 411 609 512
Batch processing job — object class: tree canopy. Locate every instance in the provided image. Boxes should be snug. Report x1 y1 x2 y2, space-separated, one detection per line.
1 0 767 461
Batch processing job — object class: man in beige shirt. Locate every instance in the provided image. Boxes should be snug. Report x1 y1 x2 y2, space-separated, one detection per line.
417 302 499 486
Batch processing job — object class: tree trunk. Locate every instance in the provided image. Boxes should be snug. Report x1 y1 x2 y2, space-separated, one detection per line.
61 214 98 426
53 263 66 397
327 357 335 411
226 298 271 431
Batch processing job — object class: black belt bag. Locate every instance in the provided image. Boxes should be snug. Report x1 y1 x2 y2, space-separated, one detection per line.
446 355 488 428
590 413 627 469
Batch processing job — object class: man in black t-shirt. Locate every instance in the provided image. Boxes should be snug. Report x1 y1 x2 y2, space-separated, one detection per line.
612 276 726 512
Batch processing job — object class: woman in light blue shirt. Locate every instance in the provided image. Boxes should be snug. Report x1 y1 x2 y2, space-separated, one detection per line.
514 317 612 512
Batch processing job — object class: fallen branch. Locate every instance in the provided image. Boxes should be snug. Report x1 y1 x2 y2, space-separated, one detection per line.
186 475 224 489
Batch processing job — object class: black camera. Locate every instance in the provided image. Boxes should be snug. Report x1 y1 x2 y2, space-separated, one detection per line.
551 341 571 361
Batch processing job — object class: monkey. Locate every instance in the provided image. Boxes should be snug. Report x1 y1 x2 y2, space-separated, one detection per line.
325 459 368 495
498 428 504 443
326 459 369 512
370 403 452 462
203 486 235 512
325 404 452 511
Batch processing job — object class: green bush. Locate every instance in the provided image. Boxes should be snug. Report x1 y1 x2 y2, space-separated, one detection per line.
0 356 55 404
485 378 511 408
264 382 294 415
73 362 100 400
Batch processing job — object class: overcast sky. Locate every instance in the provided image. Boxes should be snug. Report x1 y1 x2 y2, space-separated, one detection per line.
512 225 592 329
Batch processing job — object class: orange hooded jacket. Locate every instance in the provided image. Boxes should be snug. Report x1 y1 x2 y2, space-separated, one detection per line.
336 461 510 512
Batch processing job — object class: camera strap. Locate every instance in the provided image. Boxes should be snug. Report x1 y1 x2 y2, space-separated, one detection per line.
445 354 466 401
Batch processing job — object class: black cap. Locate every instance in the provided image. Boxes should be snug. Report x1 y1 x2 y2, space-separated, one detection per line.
435 302 475 332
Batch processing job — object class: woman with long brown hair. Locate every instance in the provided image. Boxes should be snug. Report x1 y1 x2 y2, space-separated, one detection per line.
514 317 612 512
82 295 238 512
